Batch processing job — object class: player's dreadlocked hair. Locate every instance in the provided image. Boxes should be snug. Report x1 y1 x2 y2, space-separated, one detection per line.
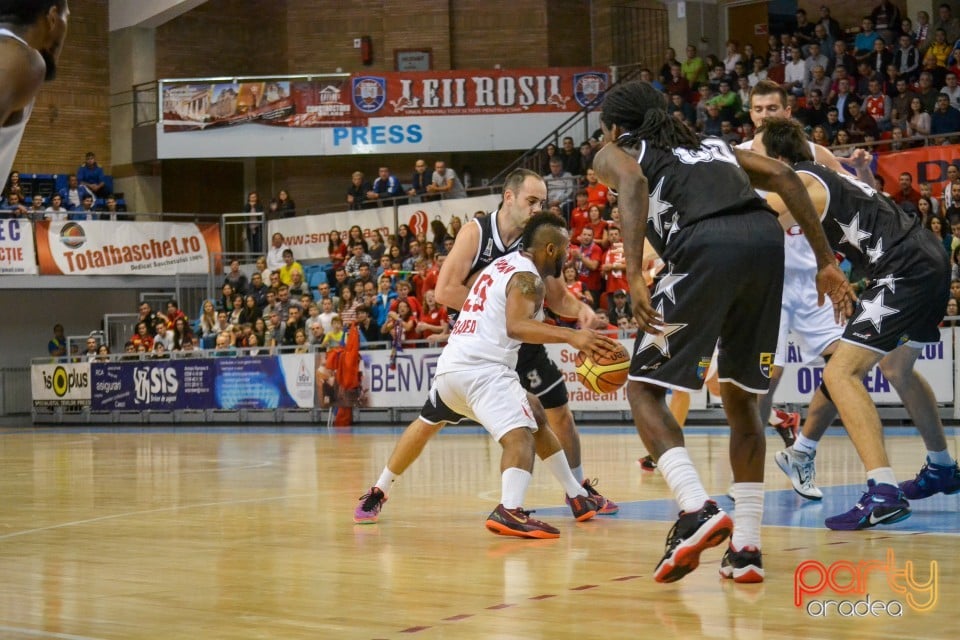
600 80 701 151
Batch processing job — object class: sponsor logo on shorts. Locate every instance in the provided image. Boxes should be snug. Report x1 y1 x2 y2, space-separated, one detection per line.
759 352 774 378
852 332 874 340
696 357 712 381
897 334 910 345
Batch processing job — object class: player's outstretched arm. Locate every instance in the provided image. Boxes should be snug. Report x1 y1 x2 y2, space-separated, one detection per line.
505 272 619 360
434 222 481 309
592 143 661 334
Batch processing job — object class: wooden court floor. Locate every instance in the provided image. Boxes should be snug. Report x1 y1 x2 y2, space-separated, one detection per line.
0 424 957 639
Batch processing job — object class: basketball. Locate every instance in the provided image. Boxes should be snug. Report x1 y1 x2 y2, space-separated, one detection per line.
575 346 630 394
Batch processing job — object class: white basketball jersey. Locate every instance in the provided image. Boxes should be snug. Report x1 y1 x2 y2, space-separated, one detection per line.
0 30 35 184
737 138 818 277
435 251 539 375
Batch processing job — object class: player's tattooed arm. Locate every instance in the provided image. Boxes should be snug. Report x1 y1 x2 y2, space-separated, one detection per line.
507 271 545 311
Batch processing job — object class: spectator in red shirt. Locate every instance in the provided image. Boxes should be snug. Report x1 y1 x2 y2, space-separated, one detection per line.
601 226 628 295
586 204 610 249
417 290 450 343
558 265 592 326
568 189 591 245
893 171 921 209
389 279 423 318
570 227 603 306
583 168 609 214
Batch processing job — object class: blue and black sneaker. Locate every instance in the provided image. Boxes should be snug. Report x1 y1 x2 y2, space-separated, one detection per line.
899 458 960 500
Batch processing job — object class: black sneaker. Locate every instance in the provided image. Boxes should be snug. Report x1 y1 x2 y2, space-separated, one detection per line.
719 544 764 583
653 500 733 583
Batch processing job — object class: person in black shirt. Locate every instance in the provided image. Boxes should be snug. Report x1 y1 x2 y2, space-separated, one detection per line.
761 117 957 531
592 80 850 584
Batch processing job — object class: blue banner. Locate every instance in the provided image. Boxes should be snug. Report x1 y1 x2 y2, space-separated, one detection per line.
91 355 314 411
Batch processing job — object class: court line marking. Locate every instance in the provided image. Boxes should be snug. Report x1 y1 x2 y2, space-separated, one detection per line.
0 492 316 542
0 625 107 640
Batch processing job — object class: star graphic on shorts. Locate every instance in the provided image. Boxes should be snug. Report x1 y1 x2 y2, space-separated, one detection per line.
852 289 899 333
866 238 884 264
836 212 871 252
637 301 687 358
874 274 900 293
653 264 689 304
647 176 673 239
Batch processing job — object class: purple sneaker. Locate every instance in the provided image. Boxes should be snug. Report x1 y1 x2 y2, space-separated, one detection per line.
899 458 960 500
354 487 387 524
824 480 910 531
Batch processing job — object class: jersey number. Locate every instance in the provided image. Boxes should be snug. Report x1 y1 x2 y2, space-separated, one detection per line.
462 273 494 313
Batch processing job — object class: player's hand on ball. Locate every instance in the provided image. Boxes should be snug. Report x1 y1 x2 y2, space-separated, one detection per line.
571 329 621 363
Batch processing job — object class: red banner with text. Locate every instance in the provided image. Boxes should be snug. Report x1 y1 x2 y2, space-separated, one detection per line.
877 145 960 199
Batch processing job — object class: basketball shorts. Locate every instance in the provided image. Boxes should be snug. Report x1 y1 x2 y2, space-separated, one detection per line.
628 210 784 393
424 366 538 441
516 343 569 409
842 228 951 354
775 268 844 367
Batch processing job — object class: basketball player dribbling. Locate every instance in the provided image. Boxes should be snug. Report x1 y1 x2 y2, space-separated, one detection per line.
592 81 853 583
0 0 69 181
355 169 621 524
428 213 618 538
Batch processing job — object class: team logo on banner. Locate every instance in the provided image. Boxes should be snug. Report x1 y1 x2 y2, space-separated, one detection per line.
408 210 428 236
573 72 608 107
59 222 86 249
353 77 386 113
759 352 774 378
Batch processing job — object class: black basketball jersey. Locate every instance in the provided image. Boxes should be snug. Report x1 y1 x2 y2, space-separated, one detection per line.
467 208 522 278
636 137 774 255
794 161 919 276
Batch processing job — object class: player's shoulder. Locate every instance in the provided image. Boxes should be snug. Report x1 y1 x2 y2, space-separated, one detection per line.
0 37 44 83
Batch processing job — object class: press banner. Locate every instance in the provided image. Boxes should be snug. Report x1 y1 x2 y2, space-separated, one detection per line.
31 362 91 408
34 221 223 275
268 194 500 261
161 78 357 132
0 218 37 275
877 145 960 199
776 328 953 404
89 355 314 411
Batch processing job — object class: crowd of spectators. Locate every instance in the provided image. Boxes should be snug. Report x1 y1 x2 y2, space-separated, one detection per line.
346 159 467 210
2 152 126 220
635 4 960 151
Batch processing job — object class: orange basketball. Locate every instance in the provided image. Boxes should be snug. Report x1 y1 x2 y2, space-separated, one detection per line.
575 346 630 394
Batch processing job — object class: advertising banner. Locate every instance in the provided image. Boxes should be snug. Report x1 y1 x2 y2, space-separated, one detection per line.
776 328 954 404
0 219 37 275
90 355 314 411
877 145 960 199
31 362 91 408
357 338 705 412
268 194 500 261
34 221 223 276
161 78 357 131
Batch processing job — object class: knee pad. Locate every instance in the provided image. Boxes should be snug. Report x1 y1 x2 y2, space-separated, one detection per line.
817 354 833 403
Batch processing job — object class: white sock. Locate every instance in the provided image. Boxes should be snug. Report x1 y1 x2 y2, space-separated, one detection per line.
571 464 585 484
375 467 398 493
768 409 782 426
928 449 954 466
730 483 764 550
543 451 587 498
502 467 532 509
867 467 898 488
657 447 710 513
793 433 819 457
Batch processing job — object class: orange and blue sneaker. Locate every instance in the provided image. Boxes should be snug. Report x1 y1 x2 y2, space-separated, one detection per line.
485 504 560 539
899 457 960 499
580 479 619 515
824 480 911 531
653 500 732 583
719 544 764 583
564 493 599 521
354 487 387 524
